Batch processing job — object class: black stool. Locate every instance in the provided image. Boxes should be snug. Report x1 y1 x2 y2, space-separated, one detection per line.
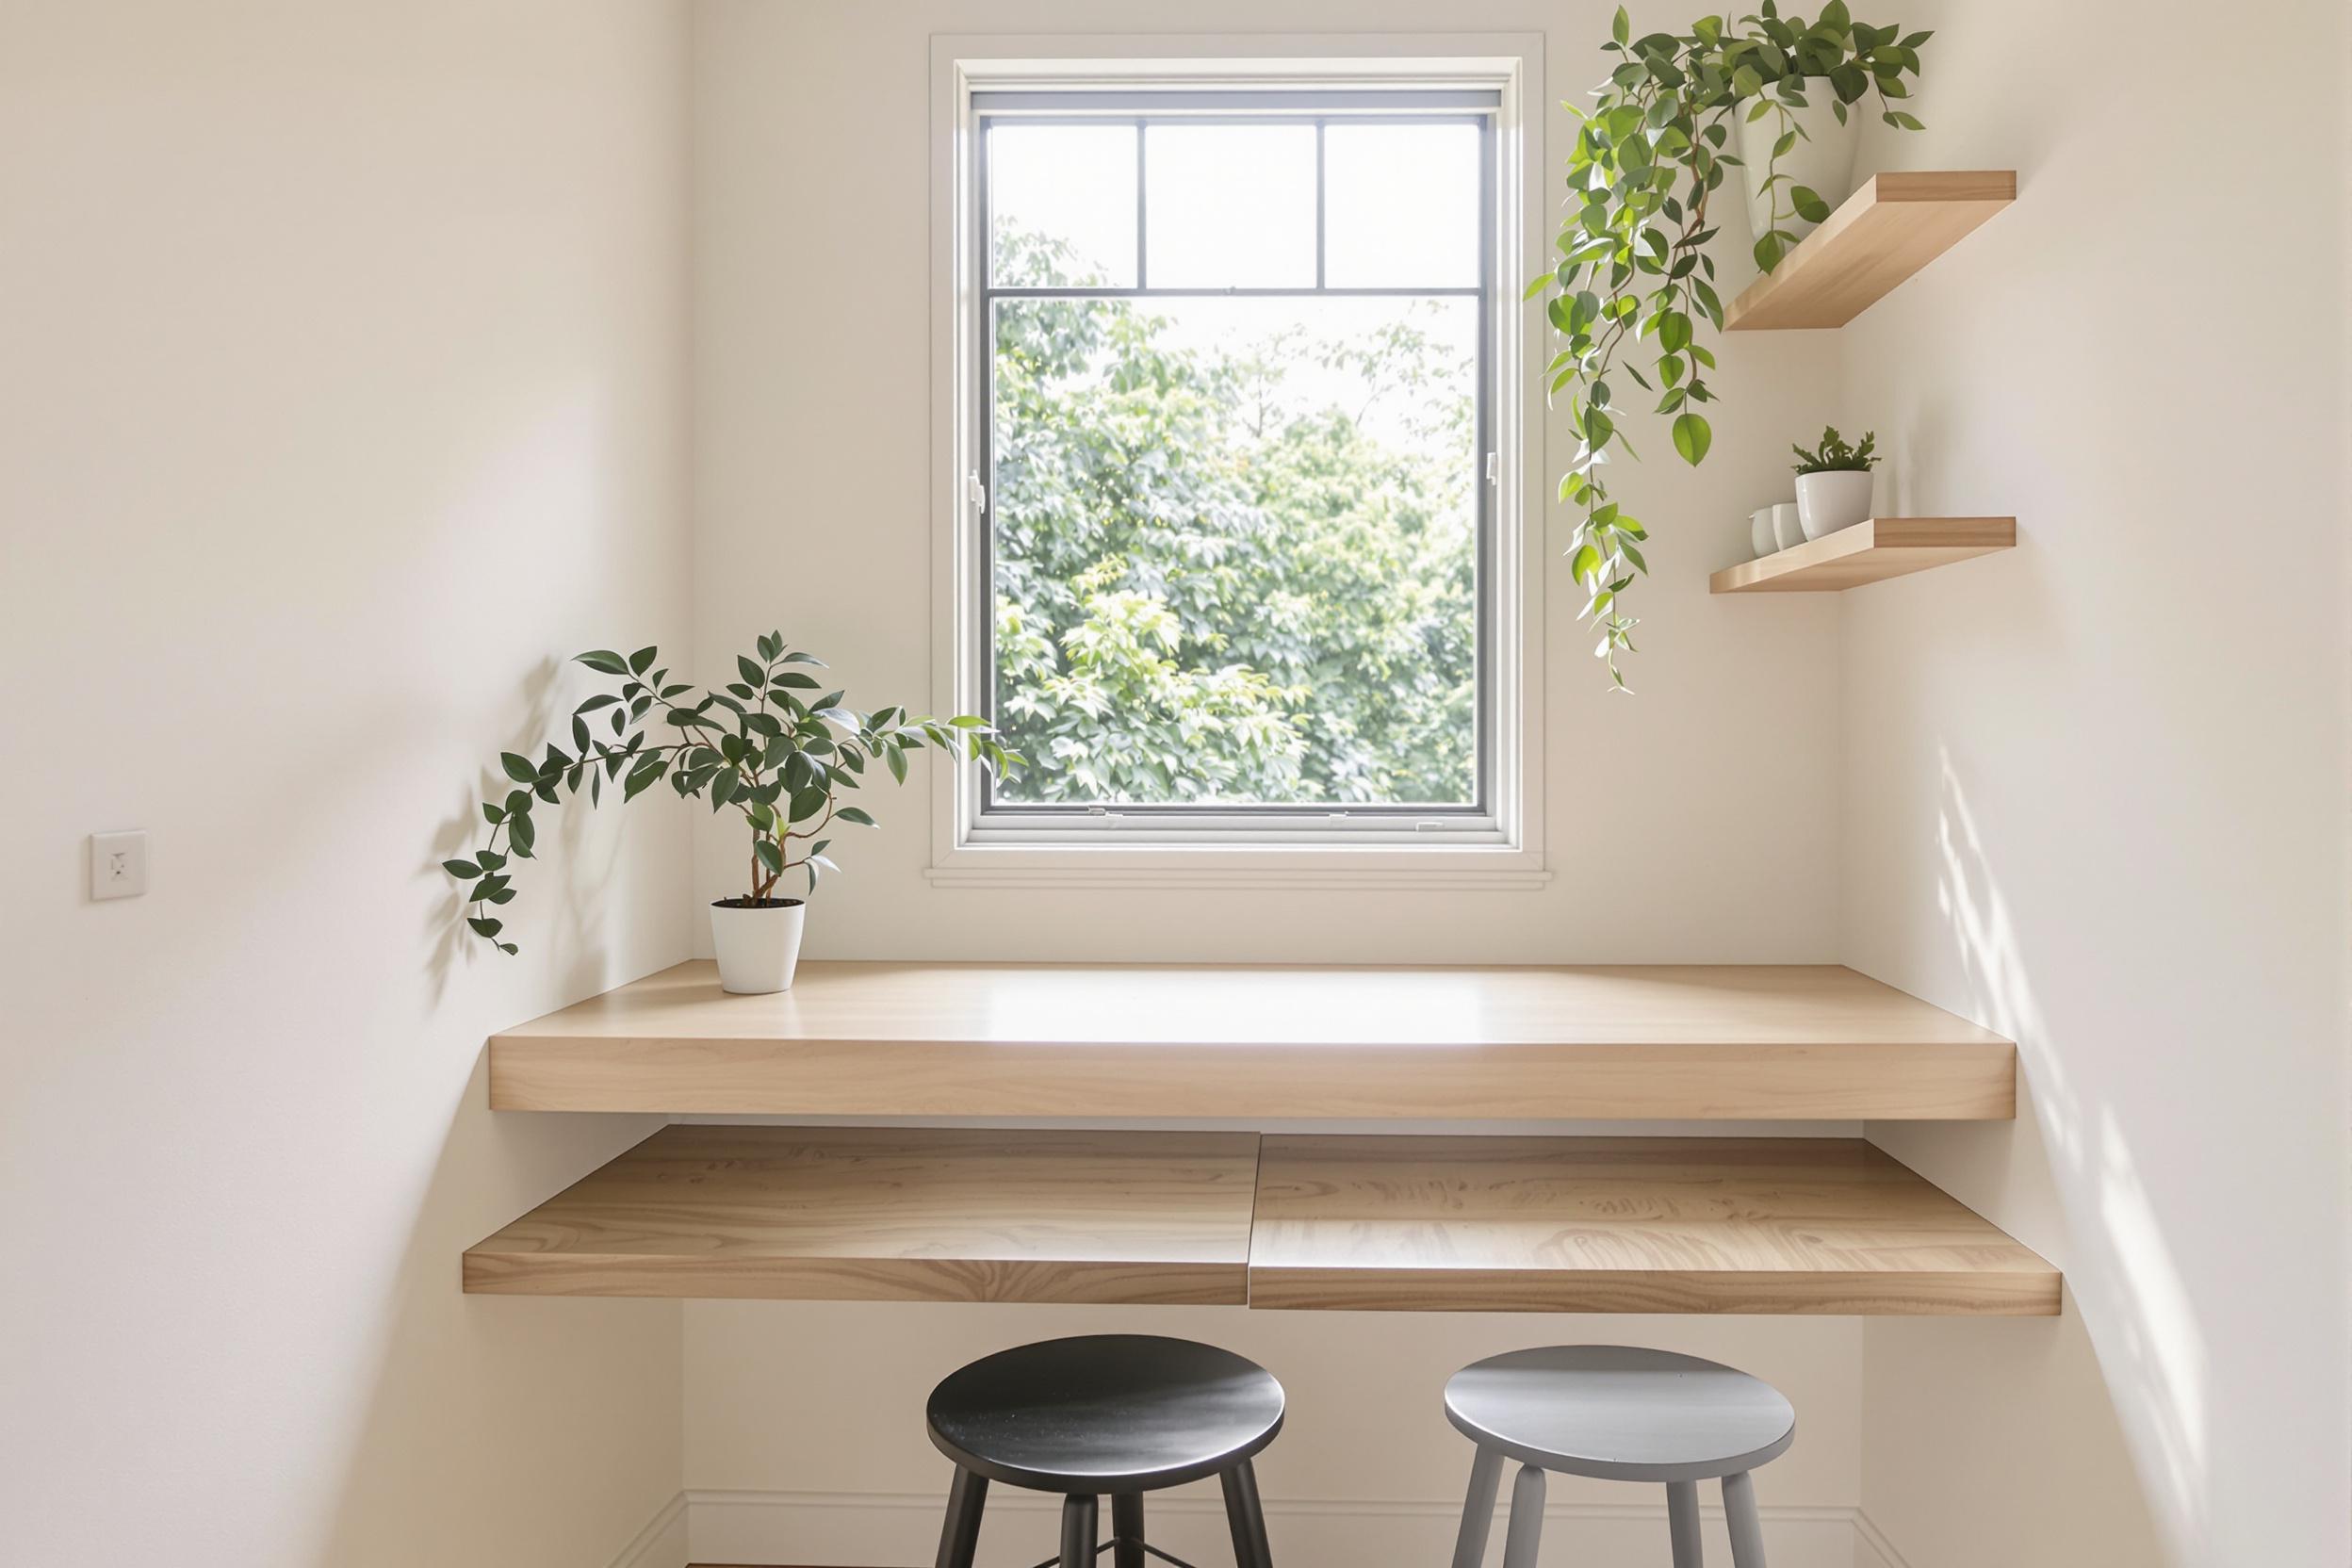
926 1333 1284 1568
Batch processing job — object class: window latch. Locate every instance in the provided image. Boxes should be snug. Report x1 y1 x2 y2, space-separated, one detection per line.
966 471 988 514
1484 452 1499 486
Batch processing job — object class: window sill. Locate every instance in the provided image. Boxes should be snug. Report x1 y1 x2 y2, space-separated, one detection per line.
923 846 1549 890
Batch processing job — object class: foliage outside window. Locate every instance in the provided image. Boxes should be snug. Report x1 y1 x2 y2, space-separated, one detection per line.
977 105 1495 825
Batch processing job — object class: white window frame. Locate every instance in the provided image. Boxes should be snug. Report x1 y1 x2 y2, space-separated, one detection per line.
927 34 1546 890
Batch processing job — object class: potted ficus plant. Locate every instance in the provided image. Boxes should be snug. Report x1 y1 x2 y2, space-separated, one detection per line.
443 632 1020 993
1790 426 1878 538
1540 3 1928 686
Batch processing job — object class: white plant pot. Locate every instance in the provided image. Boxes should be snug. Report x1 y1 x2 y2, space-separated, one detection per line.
710 898 806 994
1771 502 1805 552
1749 507 1777 560
1796 470 1876 540
1738 83 1864 255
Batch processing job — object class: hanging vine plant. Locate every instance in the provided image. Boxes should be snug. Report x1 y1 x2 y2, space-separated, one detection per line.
1538 2 1929 686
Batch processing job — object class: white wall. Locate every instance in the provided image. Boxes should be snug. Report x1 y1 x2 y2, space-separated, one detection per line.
0 5 695 1564
689 0 1848 966
686 5 1860 1565
1834 0 2350 1563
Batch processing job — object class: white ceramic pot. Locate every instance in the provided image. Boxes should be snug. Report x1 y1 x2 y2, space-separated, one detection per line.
1738 82 1864 254
1795 470 1875 539
1749 507 1777 559
710 898 807 994
1771 502 1805 552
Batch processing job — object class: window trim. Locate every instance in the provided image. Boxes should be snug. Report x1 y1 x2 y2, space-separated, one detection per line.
927 35 1548 889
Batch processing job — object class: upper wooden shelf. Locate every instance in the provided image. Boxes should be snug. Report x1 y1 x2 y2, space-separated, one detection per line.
465 1125 1259 1304
486 961 2017 1121
1249 1135 2060 1315
1725 171 2016 332
1711 517 2016 594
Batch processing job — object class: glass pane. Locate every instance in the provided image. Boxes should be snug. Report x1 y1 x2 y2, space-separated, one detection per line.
1324 122 1482 287
1143 123 1317 287
990 293 1478 807
989 122 1137 287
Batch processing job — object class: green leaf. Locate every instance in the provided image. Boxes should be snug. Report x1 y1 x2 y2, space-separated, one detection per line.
467 916 504 939
737 655 766 687
442 858 481 878
884 743 908 784
499 752 537 783
1671 412 1712 466
577 649 629 675
1611 5 1629 44
754 838 784 876
836 806 877 827
623 759 666 800
629 645 657 675
508 811 535 857
1790 185 1832 223
779 651 827 666
773 671 821 689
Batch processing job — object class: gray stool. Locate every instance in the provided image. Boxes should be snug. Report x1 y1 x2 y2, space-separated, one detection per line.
1445 1347 1794 1568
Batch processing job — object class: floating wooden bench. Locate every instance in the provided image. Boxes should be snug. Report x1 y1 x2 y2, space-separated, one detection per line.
463 1126 1260 1305
485 961 2017 1121
463 1128 2058 1316
1248 1135 2060 1316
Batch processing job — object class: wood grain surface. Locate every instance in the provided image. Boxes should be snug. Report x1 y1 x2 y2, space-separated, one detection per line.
1725 171 2017 331
486 962 2016 1121
463 1126 1261 1304
1247 1135 2061 1315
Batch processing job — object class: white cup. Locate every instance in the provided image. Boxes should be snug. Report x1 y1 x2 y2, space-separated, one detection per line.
1750 507 1777 558
1772 502 1805 551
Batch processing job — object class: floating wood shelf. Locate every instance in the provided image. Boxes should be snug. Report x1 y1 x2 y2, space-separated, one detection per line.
1248 1135 2060 1315
1711 517 2016 594
463 1126 1260 1304
486 961 2017 1121
465 1130 2060 1315
1725 171 2016 332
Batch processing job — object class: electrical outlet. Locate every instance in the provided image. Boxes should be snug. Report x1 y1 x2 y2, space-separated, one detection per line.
90 830 147 901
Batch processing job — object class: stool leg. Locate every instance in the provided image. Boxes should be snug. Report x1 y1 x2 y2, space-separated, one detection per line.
1450 1446 1504 1568
933 1466 987 1568
1113 1492 1146 1568
1220 1458 1274 1568
1499 1463 1545 1568
1061 1494 1099 1568
1666 1478 1703 1568
1723 1471 1766 1567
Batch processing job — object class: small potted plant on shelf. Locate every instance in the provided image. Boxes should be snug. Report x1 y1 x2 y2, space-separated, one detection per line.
1790 426 1878 540
443 632 1020 993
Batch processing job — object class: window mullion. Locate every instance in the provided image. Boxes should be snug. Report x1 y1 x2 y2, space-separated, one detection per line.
1134 119 1148 289
1314 119 1327 291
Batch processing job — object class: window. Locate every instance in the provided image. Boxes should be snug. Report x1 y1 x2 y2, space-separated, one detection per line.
935 49 1544 884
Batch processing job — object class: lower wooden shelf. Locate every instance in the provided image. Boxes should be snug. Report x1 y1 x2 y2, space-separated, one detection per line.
465 1129 2058 1316
463 1126 1259 1305
1249 1135 2059 1315
1710 517 2015 594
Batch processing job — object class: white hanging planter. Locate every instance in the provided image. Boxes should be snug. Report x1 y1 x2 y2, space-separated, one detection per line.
710 898 807 995
1738 83 1864 256
1795 470 1876 540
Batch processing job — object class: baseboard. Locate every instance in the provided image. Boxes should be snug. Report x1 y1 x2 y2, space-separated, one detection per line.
612 1491 689 1568
1852 1509 1914 1568
682 1486 1870 1568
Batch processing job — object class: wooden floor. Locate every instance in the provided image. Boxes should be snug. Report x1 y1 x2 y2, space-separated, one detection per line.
464 1126 2059 1315
486 959 2017 1120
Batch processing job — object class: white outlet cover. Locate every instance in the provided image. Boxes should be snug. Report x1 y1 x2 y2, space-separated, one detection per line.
90 830 147 901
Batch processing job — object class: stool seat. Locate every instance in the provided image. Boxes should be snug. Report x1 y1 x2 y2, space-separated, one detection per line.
927 1333 1285 1494
1446 1346 1795 1484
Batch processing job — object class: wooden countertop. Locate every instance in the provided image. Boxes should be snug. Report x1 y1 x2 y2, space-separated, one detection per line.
463 1128 2058 1315
486 961 2015 1121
